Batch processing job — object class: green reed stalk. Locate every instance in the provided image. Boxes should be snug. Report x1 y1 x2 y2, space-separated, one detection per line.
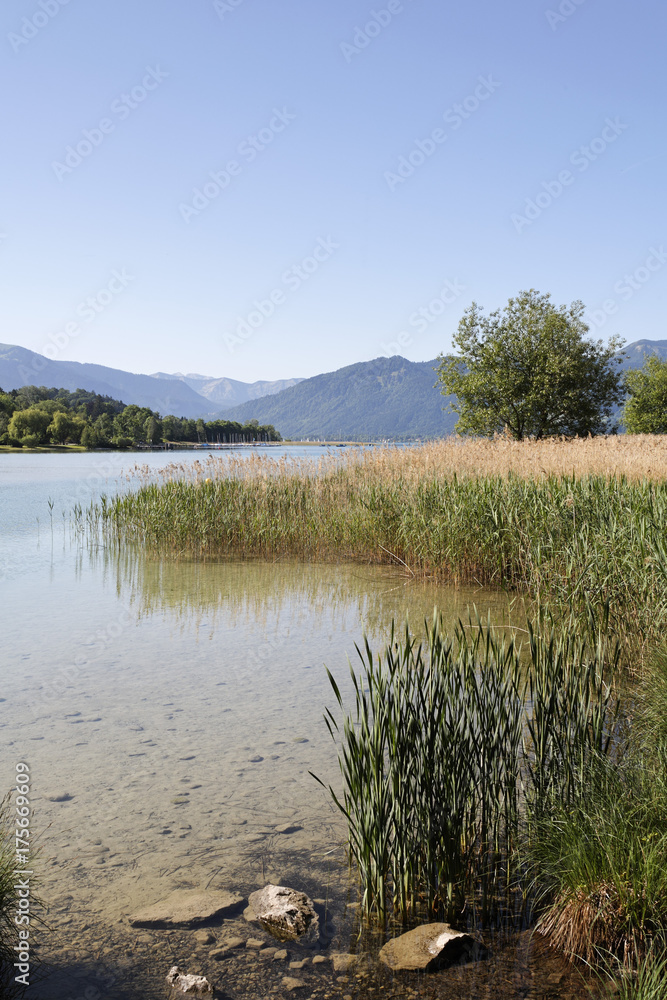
314 612 620 930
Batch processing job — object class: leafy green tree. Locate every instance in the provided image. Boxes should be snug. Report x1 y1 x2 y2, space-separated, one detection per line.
93 413 114 446
436 290 625 440
80 424 99 449
8 407 51 445
622 355 667 434
144 414 163 444
48 410 77 444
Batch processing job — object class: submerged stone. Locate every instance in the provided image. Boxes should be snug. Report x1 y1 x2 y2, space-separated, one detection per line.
378 923 475 972
130 889 244 928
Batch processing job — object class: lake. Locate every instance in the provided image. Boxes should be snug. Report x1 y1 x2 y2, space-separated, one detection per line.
1 448 586 999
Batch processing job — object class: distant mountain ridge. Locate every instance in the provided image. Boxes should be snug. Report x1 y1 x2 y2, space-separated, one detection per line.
149 371 304 408
0 344 301 418
0 343 213 419
219 340 667 441
1 339 665 439
221 355 457 439
618 339 667 369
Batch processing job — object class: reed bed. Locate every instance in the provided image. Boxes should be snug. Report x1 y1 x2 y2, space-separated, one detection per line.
80 439 667 656
315 612 621 931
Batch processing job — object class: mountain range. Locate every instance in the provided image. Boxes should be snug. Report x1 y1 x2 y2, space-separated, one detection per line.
1 339 665 440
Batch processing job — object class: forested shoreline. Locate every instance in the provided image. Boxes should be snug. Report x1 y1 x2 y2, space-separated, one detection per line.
0 385 281 449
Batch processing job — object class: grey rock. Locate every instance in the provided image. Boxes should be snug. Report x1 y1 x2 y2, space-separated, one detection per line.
378 923 475 972
130 889 244 928
312 955 326 965
289 958 310 970
273 949 288 961
243 904 260 924
247 884 319 945
245 938 265 949
165 965 213 994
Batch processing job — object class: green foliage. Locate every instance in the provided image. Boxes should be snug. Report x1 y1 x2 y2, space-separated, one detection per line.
436 290 625 439
315 613 619 928
7 407 52 445
528 649 667 971
623 356 667 434
0 384 281 449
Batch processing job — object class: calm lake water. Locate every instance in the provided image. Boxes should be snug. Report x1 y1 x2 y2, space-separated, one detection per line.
0 449 588 1000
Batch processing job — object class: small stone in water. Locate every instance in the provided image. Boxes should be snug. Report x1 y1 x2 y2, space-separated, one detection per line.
282 977 306 991
273 949 288 961
223 936 246 949
194 930 215 945
246 938 265 949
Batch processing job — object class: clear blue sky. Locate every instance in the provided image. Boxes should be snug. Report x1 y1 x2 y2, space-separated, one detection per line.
0 0 665 382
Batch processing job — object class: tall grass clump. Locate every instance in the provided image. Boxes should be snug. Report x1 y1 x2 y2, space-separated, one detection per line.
529 645 667 971
314 612 620 931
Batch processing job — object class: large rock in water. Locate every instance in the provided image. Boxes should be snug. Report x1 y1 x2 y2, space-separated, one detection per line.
379 924 475 972
129 889 244 928
247 885 319 944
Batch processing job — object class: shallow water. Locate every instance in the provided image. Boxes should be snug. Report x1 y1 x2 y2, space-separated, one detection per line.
0 450 594 999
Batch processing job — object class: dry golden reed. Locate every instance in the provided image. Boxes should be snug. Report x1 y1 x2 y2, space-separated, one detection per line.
126 434 667 488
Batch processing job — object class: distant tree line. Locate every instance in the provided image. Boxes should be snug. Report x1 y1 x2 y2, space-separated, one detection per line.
0 385 282 449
